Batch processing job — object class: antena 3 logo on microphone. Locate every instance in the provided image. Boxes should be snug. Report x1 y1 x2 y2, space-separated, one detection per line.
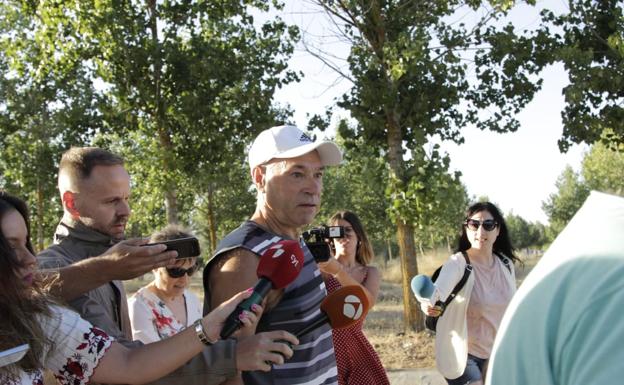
343 294 364 320
321 285 370 329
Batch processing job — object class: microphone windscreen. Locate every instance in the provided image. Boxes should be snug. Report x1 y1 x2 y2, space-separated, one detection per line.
411 275 435 299
320 285 370 329
256 239 304 289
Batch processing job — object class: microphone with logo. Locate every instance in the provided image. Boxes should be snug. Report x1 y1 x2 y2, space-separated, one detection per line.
271 285 370 363
220 239 305 339
295 285 371 338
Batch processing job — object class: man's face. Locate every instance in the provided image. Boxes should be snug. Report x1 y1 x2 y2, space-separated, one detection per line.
73 164 131 240
262 151 324 230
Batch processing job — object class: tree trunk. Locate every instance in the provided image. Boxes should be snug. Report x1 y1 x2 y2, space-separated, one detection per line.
148 0 178 224
36 179 44 252
386 108 422 332
206 184 217 255
396 220 421 331
164 187 179 224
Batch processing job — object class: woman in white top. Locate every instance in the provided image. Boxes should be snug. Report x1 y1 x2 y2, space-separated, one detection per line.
129 225 203 343
418 202 520 385
0 192 298 385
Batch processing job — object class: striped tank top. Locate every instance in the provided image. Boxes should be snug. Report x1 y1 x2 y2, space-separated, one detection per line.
204 221 338 385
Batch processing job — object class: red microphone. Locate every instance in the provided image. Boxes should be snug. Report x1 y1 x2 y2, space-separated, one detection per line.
295 285 370 338
220 240 304 339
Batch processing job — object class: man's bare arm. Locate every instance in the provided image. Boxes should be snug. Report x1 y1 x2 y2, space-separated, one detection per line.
42 239 176 301
209 248 287 385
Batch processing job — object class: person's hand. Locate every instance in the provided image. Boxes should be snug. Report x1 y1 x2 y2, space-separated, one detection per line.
426 305 442 317
317 259 341 276
235 330 299 371
202 288 260 342
233 302 264 339
99 238 177 280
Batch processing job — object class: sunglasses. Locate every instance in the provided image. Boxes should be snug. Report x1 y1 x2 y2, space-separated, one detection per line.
166 264 198 278
465 219 498 232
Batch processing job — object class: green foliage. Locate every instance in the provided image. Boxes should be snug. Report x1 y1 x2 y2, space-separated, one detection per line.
0 4 101 247
0 0 298 242
489 0 624 150
542 165 591 238
505 212 547 249
581 142 624 195
543 142 624 240
316 120 393 256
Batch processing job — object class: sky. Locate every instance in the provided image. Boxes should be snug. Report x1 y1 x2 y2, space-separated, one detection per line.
268 1 587 224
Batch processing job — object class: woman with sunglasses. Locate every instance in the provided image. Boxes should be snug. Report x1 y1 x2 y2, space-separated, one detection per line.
418 201 520 385
128 225 204 343
0 192 296 385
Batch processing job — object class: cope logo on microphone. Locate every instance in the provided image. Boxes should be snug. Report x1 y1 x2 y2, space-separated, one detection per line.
342 294 364 320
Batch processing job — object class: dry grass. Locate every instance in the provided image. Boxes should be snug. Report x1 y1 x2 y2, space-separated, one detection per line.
124 249 540 370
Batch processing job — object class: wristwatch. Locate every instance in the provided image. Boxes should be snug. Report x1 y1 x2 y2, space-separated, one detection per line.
194 319 217 345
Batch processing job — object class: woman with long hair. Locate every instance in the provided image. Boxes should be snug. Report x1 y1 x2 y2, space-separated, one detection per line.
417 201 519 385
317 210 390 385
0 192 297 385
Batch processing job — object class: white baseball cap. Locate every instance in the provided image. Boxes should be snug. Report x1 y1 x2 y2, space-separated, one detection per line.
248 125 342 170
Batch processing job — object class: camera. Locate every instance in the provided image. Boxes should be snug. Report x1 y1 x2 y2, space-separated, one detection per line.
301 225 345 263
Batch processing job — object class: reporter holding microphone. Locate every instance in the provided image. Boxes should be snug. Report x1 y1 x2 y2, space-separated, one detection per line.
0 192 297 385
317 210 390 385
415 202 519 385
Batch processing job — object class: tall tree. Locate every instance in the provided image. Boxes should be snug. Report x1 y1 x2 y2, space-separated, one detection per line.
3 0 299 227
543 141 624 240
581 142 624 195
495 0 624 150
0 2 101 248
317 120 394 258
86 0 299 223
542 165 590 238
312 1 541 331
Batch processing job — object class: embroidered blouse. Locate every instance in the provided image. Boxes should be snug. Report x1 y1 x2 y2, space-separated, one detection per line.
128 286 202 343
1 305 113 385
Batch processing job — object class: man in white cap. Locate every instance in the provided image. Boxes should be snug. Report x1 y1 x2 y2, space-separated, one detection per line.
202 125 342 385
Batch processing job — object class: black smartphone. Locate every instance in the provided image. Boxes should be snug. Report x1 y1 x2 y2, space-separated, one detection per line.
145 237 201 259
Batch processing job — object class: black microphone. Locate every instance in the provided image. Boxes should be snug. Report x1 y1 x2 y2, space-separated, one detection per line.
220 240 304 339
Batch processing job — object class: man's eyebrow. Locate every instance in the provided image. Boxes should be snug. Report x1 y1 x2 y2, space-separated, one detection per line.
289 164 326 171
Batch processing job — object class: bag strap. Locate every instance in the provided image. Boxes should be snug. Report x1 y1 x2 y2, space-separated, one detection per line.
496 252 512 274
440 251 472 312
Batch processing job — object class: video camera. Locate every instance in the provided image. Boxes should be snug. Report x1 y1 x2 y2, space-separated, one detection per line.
301 225 345 263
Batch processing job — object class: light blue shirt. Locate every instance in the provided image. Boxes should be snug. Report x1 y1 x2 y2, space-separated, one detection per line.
487 191 624 385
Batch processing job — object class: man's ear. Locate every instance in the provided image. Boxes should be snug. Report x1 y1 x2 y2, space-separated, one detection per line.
62 191 80 218
252 166 266 192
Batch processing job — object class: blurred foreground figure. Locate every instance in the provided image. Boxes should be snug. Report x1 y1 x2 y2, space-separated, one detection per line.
486 191 624 385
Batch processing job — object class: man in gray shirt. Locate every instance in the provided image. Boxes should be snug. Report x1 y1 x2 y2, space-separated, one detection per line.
39 147 296 385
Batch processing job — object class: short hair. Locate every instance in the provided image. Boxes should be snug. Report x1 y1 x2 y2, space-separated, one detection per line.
149 224 200 266
58 147 124 192
149 224 194 243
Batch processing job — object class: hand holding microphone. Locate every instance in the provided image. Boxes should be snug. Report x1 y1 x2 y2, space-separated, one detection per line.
220 240 304 339
410 275 442 316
